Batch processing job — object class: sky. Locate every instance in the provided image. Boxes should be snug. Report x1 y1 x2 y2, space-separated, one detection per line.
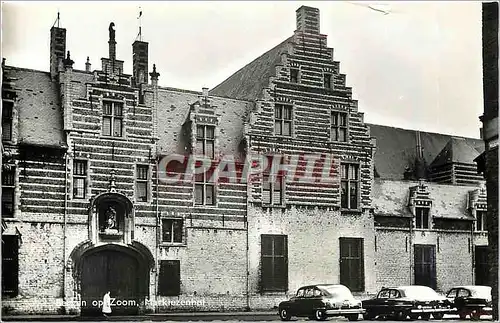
1 1 485 139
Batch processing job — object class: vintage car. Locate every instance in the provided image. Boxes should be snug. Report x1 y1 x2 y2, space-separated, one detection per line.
445 285 492 319
362 285 450 320
277 284 365 321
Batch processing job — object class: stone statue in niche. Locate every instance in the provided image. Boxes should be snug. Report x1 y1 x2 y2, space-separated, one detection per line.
104 206 118 232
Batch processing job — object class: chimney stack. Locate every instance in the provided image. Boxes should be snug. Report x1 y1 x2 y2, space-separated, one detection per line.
133 40 149 85
50 22 66 79
296 6 320 34
85 56 91 72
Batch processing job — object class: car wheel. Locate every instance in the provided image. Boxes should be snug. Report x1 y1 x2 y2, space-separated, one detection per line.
432 312 444 320
279 308 291 321
347 314 359 321
458 311 467 320
363 312 376 320
421 313 431 321
409 314 419 320
314 309 327 321
471 311 481 321
394 310 406 321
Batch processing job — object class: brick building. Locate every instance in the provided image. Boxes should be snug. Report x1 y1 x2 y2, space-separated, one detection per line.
1 6 491 315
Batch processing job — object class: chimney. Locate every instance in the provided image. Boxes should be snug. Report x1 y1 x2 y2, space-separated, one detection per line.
202 87 209 97
85 56 91 72
63 51 74 70
296 6 320 34
133 40 149 85
150 64 160 87
50 22 66 79
108 22 116 61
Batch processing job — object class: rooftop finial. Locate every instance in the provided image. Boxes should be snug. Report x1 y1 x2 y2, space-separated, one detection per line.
109 22 115 42
136 7 143 41
52 11 61 28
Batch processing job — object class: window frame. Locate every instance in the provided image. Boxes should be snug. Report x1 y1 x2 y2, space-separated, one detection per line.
260 234 288 292
161 218 184 244
331 111 348 142
415 207 431 229
2 166 15 218
475 210 487 232
324 73 333 89
274 104 293 137
290 67 300 84
72 159 88 199
262 173 284 207
2 100 13 142
194 165 215 206
196 124 215 159
340 163 360 210
135 164 149 203
102 100 124 137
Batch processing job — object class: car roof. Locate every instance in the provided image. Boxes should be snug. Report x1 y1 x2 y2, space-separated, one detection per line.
299 284 348 289
450 285 491 290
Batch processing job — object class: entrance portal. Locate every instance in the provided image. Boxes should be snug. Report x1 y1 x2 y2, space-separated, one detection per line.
79 246 148 316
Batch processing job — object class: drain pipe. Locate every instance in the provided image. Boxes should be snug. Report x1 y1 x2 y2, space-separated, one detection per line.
62 150 69 313
155 153 160 313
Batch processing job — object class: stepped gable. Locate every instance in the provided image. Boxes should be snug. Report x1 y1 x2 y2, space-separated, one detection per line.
209 37 292 101
368 124 484 180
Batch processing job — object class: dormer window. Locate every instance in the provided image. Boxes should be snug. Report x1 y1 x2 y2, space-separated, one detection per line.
196 125 215 159
475 210 487 232
290 68 299 83
415 207 430 229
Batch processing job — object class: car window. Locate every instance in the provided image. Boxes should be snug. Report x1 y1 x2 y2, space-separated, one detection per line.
378 289 390 298
296 289 305 298
458 289 471 297
305 288 314 298
389 290 401 298
313 288 322 297
446 289 457 298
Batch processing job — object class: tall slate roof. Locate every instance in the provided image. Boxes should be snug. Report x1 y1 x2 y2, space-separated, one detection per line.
209 37 292 101
5 67 66 148
368 124 484 180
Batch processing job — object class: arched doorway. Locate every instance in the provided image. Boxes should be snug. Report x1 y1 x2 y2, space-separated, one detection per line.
79 244 149 316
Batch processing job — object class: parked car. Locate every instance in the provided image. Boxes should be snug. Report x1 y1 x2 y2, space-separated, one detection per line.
277 284 365 321
445 285 492 320
362 285 450 320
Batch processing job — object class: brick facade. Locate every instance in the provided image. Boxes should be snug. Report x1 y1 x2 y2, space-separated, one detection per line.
1 5 491 315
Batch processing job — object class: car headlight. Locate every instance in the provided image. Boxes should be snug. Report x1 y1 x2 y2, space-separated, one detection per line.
417 305 422 309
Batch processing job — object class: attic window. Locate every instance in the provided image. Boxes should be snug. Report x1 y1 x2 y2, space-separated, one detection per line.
324 73 332 89
290 68 299 83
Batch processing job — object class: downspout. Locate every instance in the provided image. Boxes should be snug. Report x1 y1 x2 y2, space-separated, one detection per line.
63 149 69 313
155 153 160 313
245 135 250 311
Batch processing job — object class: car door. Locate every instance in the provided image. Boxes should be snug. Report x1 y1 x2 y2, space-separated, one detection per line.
456 288 471 310
446 288 458 308
300 287 315 316
290 288 306 316
371 289 391 315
